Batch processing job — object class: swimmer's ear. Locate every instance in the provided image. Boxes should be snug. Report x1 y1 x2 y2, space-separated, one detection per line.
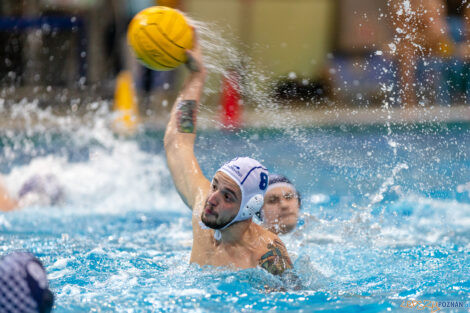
255 209 263 221
255 196 265 221
245 194 264 217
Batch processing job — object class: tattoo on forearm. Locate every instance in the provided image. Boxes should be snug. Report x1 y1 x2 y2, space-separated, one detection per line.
259 239 293 275
176 100 197 133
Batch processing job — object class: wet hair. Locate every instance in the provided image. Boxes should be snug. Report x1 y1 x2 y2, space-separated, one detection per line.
0 252 54 313
267 174 301 206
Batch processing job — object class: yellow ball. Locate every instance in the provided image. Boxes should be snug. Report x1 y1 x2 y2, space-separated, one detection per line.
127 6 193 71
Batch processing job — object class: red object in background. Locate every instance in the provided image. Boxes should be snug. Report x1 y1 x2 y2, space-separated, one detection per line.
221 70 242 129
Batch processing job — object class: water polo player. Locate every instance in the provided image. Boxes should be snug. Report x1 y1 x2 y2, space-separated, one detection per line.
163 33 293 275
0 178 17 212
260 174 301 235
0 174 65 212
0 252 54 313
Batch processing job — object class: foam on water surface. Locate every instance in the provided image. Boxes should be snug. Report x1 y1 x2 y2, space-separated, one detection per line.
1 11 470 310
0 101 468 312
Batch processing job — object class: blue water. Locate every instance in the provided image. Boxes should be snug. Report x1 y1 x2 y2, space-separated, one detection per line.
1 109 469 312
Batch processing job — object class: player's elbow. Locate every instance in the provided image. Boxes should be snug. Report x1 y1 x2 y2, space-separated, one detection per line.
163 130 178 152
164 130 194 154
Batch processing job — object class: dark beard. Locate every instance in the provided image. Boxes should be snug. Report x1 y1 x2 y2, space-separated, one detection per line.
201 213 233 229
200 200 236 230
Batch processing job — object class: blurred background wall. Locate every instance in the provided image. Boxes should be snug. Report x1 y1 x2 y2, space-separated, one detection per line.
185 0 334 78
0 0 338 102
0 0 468 108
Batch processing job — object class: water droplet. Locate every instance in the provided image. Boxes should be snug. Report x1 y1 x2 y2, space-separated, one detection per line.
288 72 297 79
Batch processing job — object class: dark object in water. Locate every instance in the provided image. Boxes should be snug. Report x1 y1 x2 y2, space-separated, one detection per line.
0 252 54 313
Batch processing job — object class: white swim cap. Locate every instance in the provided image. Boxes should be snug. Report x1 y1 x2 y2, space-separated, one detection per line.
201 157 268 239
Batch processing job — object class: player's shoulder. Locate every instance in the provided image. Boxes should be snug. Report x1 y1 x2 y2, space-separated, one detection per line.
255 225 293 275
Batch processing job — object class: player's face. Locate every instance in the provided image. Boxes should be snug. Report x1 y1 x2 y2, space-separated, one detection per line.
262 186 300 234
201 171 242 229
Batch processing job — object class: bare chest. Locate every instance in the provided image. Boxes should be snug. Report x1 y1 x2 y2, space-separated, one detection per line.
190 237 262 269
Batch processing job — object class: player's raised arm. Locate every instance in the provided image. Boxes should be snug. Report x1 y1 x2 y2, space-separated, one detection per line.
164 34 210 209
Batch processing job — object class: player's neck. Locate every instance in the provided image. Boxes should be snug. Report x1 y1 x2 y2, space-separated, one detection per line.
219 219 252 244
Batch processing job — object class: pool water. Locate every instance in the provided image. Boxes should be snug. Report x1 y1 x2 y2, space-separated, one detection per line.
0 108 469 312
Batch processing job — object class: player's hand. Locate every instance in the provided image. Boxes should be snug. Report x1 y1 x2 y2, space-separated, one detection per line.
185 29 206 75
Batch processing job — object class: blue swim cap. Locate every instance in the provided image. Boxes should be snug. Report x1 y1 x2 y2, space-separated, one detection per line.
267 174 301 206
0 252 54 313
268 174 295 187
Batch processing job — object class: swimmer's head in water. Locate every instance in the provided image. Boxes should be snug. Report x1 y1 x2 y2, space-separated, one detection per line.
0 252 54 313
260 174 301 235
201 157 269 235
18 174 65 207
